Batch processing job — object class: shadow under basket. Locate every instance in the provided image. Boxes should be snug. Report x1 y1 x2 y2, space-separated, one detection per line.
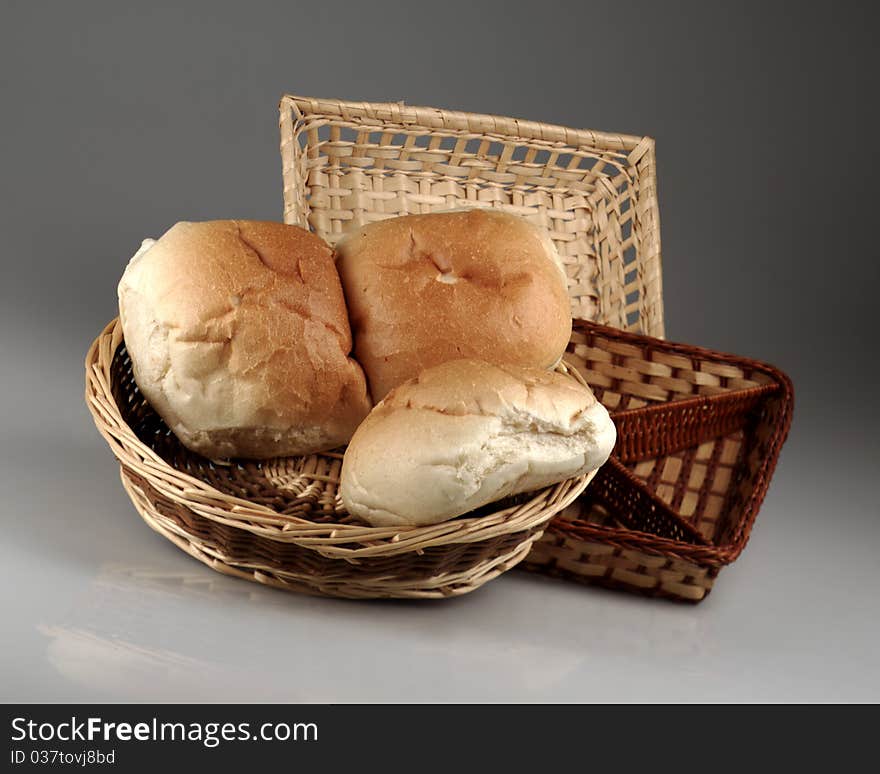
85 319 593 600
521 320 794 602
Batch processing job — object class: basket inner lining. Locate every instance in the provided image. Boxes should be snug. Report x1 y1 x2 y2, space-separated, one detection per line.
557 323 786 551
561 418 770 550
625 429 750 542
111 344 351 521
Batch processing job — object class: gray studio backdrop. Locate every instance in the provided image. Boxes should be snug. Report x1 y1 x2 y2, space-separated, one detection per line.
1 1 877 701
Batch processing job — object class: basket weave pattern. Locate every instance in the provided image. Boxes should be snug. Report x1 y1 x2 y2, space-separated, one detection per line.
86 96 792 602
279 95 664 336
522 321 793 601
85 320 593 599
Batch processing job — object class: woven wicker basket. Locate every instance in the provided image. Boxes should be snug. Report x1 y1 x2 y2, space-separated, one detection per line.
521 321 794 602
85 320 594 599
85 96 668 600
279 94 664 336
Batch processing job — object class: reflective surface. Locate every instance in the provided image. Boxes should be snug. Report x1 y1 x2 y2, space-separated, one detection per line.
3 419 878 702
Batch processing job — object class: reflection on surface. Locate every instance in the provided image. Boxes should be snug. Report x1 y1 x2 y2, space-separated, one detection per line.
39 625 236 703
85 561 297 605
37 557 713 701
18 436 717 701
37 562 303 702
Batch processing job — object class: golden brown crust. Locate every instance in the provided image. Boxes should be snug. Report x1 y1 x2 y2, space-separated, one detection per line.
118 220 372 459
335 209 572 401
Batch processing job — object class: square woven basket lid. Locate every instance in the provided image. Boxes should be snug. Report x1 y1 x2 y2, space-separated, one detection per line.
279 94 665 337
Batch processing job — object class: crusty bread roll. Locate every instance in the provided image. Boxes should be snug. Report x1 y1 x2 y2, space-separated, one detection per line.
335 209 572 401
118 220 372 459
340 359 616 527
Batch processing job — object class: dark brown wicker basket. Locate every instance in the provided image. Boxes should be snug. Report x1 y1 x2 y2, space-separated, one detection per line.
522 320 794 602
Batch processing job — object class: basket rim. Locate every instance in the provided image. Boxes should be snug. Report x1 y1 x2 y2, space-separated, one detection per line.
279 93 654 161
86 318 592 557
573 322 795 388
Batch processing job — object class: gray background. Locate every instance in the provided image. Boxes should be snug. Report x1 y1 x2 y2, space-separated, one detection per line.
1 1 877 701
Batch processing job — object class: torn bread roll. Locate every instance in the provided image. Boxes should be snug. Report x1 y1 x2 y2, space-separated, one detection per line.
340 359 616 527
335 209 572 401
118 220 372 459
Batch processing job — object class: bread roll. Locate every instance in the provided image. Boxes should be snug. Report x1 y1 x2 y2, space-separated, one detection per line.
118 220 372 459
340 359 616 527
335 209 572 401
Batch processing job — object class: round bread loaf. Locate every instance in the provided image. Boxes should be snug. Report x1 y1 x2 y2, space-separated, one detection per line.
118 220 372 459
340 359 616 527
335 209 572 401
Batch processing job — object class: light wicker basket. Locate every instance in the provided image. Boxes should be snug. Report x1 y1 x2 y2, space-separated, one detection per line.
85 320 594 599
279 94 664 336
522 321 794 602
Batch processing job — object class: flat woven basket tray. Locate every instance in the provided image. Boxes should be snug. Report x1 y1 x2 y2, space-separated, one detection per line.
522 320 794 602
279 94 664 337
85 320 594 600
